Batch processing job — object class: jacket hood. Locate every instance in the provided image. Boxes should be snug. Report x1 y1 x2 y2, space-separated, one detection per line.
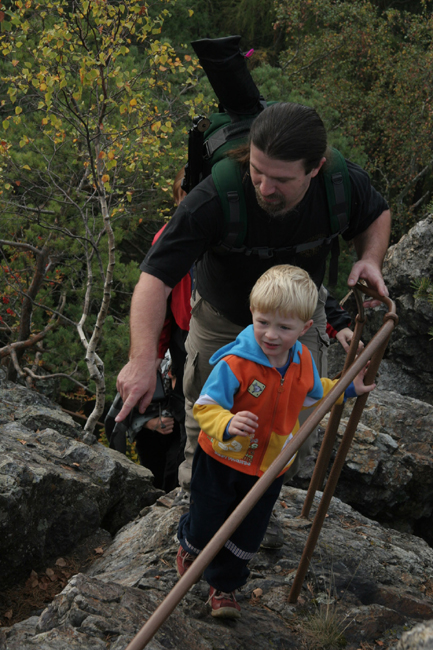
209 324 304 367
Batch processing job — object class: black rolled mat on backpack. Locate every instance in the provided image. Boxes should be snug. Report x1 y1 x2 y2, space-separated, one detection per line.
191 35 264 117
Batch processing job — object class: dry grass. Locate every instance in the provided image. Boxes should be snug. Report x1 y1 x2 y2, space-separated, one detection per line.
302 598 349 649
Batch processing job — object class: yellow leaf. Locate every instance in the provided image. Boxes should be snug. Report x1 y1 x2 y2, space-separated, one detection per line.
23 164 31 170
108 151 115 160
129 98 137 107
101 174 110 182
188 9 194 17
15 106 22 115
12 59 19 67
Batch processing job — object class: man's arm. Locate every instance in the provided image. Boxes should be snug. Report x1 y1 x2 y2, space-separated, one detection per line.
115 272 172 422
347 209 391 303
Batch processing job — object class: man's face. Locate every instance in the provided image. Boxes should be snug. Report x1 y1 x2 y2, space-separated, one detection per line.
249 144 325 216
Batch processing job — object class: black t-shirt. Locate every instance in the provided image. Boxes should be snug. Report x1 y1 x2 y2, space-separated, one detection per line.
141 159 388 327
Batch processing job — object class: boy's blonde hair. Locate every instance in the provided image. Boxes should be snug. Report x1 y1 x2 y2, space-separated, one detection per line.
250 265 318 322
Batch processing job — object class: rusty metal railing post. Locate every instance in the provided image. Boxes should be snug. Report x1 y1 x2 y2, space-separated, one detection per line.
288 289 398 602
301 286 366 518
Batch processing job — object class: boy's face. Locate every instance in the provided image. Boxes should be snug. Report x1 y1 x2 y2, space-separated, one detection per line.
251 309 313 367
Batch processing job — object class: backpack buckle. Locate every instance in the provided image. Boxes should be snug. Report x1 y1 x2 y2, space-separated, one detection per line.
248 247 274 259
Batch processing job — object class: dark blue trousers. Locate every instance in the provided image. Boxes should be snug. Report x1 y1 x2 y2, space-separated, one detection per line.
177 445 284 592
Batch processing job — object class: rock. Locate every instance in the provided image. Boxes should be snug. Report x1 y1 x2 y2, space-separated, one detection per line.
0 381 83 439
288 387 433 544
0 420 163 589
2 487 433 649
396 620 433 649
333 215 433 404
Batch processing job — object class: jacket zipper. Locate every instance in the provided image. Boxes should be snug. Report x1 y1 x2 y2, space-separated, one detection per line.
255 369 286 473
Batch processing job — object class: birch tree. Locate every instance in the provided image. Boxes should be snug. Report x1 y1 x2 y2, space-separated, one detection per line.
0 0 201 432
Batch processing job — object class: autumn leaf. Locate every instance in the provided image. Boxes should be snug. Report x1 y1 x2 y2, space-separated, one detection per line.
101 174 110 183
56 558 67 567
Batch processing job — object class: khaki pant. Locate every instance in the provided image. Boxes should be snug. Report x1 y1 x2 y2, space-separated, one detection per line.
178 286 329 489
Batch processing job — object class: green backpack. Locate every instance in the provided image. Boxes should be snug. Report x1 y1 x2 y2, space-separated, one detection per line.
183 108 351 284
182 37 351 284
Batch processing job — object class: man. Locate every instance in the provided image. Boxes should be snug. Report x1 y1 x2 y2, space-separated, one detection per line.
116 102 390 528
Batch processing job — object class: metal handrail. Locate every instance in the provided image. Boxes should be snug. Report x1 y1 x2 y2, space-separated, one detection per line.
125 284 397 649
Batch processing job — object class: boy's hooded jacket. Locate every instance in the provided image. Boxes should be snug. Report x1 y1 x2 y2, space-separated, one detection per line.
194 325 346 478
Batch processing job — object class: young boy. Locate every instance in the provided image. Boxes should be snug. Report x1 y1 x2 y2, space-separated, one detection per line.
176 265 375 619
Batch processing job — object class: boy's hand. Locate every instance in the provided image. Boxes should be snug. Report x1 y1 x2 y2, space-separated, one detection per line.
228 411 258 437
353 363 377 396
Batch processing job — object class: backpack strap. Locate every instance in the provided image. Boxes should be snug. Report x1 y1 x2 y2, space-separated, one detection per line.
211 149 351 282
211 157 248 248
323 147 351 233
322 148 351 285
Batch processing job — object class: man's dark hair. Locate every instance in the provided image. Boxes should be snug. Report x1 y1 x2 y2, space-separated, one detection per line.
241 102 328 174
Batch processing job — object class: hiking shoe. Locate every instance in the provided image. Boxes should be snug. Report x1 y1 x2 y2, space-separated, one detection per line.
171 488 191 507
260 512 284 549
208 587 241 619
176 546 199 580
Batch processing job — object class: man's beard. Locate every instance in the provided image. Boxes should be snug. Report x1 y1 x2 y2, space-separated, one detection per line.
254 187 288 217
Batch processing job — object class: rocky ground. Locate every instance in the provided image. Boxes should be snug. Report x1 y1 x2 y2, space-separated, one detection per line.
2 486 433 649
1 216 433 649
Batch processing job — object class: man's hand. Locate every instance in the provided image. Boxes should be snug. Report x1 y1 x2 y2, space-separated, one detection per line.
115 357 158 422
347 259 389 307
115 272 172 423
350 208 391 307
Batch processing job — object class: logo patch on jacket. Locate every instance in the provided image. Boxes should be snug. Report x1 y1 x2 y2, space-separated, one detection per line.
248 379 266 397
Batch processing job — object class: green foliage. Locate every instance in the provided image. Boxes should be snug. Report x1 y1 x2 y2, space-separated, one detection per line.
0 0 204 402
274 0 433 241
161 0 277 53
252 64 368 167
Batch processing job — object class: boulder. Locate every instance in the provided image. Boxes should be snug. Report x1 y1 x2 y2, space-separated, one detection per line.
332 215 433 404
0 380 163 589
396 620 433 649
288 387 433 544
1 487 433 649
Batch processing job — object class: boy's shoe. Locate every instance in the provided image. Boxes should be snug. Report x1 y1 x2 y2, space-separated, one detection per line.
207 587 241 619
260 512 284 549
176 546 200 581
